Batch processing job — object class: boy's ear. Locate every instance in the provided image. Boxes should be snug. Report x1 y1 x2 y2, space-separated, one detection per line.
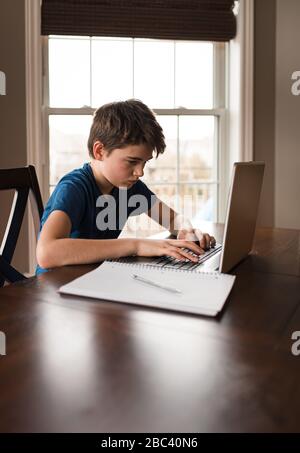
92 141 106 160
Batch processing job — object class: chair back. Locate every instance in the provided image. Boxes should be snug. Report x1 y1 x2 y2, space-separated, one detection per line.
0 165 44 287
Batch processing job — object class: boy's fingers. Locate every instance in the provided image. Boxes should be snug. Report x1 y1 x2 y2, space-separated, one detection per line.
194 230 216 249
204 233 211 249
168 246 198 262
193 229 208 249
167 251 186 261
210 235 216 246
200 237 207 249
177 229 198 242
169 239 205 255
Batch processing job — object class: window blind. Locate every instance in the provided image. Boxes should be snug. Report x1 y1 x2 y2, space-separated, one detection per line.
41 0 237 42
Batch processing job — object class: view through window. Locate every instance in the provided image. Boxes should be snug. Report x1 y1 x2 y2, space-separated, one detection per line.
45 36 226 236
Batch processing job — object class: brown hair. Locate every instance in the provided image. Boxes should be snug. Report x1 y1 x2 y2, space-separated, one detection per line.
87 99 166 158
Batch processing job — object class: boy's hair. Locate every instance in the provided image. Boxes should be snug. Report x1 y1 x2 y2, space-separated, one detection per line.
87 99 166 158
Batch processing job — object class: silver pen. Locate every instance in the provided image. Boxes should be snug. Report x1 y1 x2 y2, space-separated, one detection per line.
131 274 182 295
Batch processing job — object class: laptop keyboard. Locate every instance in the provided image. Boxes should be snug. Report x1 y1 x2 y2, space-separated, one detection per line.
149 243 222 271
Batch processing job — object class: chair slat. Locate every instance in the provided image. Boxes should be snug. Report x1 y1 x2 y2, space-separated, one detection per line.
0 188 29 263
0 256 26 285
0 168 31 190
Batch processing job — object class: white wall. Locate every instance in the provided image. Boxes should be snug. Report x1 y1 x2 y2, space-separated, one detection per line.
254 0 276 227
275 0 300 229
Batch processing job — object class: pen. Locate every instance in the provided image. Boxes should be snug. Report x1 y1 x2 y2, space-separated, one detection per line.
131 274 182 295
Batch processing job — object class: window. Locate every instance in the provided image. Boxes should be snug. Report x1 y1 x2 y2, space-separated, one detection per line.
43 36 227 235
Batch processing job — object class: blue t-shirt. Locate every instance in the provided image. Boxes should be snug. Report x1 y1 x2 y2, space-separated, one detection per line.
36 162 157 275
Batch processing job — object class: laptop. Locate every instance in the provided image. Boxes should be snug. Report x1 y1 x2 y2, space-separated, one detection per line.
115 161 265 274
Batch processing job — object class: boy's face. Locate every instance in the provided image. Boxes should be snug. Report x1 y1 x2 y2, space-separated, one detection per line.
99 143 154 188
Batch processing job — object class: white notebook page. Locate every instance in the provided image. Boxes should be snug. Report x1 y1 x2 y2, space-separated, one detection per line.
59 261 236 316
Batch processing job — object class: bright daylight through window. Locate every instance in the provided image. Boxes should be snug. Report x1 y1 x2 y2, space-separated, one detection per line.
45 36 226 236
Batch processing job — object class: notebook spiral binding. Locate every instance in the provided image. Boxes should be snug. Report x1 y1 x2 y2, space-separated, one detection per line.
107 259 219 277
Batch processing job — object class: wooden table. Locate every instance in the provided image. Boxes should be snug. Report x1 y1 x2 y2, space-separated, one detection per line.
0 226 300 433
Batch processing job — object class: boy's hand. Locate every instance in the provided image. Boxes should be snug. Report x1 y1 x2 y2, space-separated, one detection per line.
177 228 216 251
135 239 206 262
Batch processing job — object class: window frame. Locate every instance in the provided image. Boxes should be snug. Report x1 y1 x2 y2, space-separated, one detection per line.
42 36 228 223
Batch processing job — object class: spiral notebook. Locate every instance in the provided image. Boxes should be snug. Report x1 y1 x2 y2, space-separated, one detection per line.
59 261 236 316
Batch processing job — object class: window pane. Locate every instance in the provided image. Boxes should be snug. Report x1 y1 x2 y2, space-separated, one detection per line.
121 213 166 238
147 184 178 211
179 116 215 182
49 115 92 186
180 183 216 222
92 38 133 107
143 115 177 183
49 37 90 107
175 42 213 108
134 40 174 108
121 184 177 238
137 183 178 236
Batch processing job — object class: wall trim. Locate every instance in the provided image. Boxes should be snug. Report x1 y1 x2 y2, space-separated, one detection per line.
239 0 254 161
228 0 254 172
221 0 254 222
25 0 43 274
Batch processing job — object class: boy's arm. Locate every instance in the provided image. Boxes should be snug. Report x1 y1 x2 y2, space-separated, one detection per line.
147 198 216 250
36 210 137 269
36 210 205 269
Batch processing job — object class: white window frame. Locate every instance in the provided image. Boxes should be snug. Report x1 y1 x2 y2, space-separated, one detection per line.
42 37 227 223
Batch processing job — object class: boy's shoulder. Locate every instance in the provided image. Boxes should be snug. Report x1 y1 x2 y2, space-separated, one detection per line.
53 162 99 197
41 163 96 229
57 162 93 186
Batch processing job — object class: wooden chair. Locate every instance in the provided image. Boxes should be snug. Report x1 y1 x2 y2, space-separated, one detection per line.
0 166 44 287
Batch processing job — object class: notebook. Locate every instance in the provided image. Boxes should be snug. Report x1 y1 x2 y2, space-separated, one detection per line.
59 261 236 317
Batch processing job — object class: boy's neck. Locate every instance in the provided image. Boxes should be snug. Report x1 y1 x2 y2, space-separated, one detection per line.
89 160 114 195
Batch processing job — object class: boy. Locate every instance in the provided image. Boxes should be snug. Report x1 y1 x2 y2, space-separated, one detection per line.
36 99 215 274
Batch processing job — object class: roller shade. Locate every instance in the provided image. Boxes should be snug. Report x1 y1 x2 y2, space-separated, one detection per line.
41 0 237 42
